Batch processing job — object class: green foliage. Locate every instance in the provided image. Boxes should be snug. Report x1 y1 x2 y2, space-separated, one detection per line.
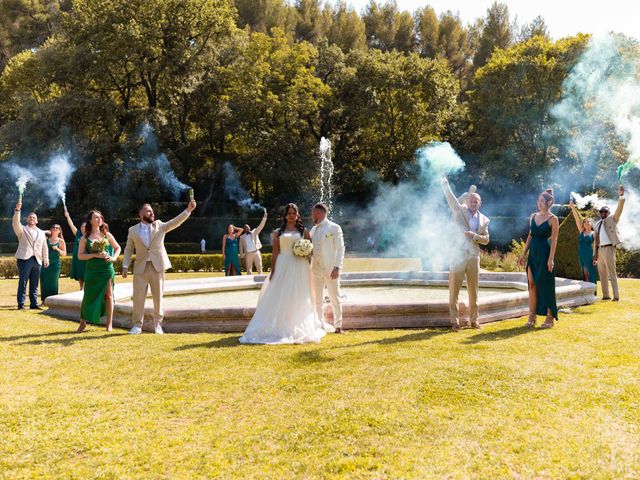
0 253 273 278
554 212 582 279
468 34 591 192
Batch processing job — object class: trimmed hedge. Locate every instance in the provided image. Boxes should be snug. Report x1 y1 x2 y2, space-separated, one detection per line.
0 254 273 279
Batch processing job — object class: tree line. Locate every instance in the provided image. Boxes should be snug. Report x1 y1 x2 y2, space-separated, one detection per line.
0 0 635 221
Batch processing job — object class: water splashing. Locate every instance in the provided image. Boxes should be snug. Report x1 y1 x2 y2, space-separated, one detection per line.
319 137 334 213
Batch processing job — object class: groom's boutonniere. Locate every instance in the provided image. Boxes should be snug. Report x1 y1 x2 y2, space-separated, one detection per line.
325 232 333 239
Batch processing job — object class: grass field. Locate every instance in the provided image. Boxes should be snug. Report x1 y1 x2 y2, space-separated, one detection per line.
0 272 639 479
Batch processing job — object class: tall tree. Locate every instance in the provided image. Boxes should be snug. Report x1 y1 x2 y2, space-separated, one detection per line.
326 1 366 52
472 1 513 69
362 0 415 53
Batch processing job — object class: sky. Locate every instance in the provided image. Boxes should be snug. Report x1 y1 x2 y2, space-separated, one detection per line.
345 0 640 40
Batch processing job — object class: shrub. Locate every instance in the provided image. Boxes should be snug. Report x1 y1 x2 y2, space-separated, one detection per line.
480 249 524 272
617 249 640 278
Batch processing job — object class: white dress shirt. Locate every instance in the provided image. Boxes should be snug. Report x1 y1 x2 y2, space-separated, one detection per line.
140 223 152 248
598 221 612 246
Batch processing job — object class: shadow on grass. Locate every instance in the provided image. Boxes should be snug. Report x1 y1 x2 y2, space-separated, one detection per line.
174 335 243 351
17 332 128 346
294 349 335 364
463 324 538 344
0 331 76 342
331 328 449 349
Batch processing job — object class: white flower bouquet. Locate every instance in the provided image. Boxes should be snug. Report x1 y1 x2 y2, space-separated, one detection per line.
293 238 313 258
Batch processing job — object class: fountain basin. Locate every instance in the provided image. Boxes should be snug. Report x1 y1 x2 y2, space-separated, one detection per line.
45 271 597 332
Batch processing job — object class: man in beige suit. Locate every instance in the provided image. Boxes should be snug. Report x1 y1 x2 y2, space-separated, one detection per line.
594 186 625 301
122 200 196 334
13 202 49 310
239 208 267 275
441 178 490 331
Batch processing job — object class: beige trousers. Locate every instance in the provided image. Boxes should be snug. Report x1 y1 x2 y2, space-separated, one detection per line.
245 250 263 275
132 262 165 328
597 245 619 299
312 266 343 329
449 256 480 326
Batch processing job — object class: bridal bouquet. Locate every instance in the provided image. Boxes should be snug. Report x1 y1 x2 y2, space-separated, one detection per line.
293 239 313 258
90 238 109 253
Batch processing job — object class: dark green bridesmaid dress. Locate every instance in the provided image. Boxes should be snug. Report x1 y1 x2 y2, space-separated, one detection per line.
40 240 61 301
80 238 115 324
527 216 558 319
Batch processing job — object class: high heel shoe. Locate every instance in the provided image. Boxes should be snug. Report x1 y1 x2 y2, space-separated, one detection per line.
540 316 555 329
76 320 87 333
525 313 536 327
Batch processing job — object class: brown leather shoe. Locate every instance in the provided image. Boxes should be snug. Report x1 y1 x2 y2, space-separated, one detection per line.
335 328 344 334
451 324 461 332
470 321 481 329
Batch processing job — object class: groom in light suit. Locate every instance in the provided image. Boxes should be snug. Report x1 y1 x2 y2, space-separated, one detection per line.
310 203 345 333
122 200 196 334
441 177 490 331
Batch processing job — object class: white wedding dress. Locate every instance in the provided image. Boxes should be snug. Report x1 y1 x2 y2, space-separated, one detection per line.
239 231 328 344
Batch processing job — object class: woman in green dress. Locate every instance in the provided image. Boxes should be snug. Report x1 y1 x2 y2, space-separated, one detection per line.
40 224 67 303
569 199 598 288
64 208 87 289
519 188 559 328
222 224 243 276
77 210 121 333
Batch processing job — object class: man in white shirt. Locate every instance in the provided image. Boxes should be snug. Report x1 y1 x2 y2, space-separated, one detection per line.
310 203 345 333
13 202 49 310
239 209 267 275
594 186 625 301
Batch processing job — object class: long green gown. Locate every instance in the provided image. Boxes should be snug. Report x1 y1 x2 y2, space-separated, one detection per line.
70 231 87 282
578 232 598 285
80 238 115 324
527 217 558 319
40 240 61 301
224 236 242 276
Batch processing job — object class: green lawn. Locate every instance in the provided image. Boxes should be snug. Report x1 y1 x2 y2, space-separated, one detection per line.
1 275 639 479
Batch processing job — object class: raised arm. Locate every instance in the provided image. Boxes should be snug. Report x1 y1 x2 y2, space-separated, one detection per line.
64 209 78 236
440 177 463 215
158 200 196 233
254 209 268 235
12 204 23 238
613 186 625 224
569 200 584 233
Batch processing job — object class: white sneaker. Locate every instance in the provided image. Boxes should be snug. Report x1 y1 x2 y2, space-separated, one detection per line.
129 326 142 335
155 324 164 335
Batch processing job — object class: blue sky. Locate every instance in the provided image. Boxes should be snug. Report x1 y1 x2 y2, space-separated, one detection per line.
345 0 640 40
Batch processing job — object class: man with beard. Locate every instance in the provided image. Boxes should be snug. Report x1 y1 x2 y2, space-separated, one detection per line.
122 200 196 334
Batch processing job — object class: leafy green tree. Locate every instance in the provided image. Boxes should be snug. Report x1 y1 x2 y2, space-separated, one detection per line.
362 0 415 53
472 1 513 69
467 35 590 191
326 1 366 52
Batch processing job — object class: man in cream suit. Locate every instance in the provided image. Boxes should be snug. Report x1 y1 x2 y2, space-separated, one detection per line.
310 203 345 333
441 178 490 331
594 186 625 301
13 202 49 310
122 200 196 334
239 208 267 275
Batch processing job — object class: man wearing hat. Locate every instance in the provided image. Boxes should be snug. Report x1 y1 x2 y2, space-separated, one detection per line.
594 186 625 301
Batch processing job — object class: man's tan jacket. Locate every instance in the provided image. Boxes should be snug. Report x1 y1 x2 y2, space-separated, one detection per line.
123 210 191 275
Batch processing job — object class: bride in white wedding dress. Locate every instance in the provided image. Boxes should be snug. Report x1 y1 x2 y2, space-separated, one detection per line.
239 203 331 344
